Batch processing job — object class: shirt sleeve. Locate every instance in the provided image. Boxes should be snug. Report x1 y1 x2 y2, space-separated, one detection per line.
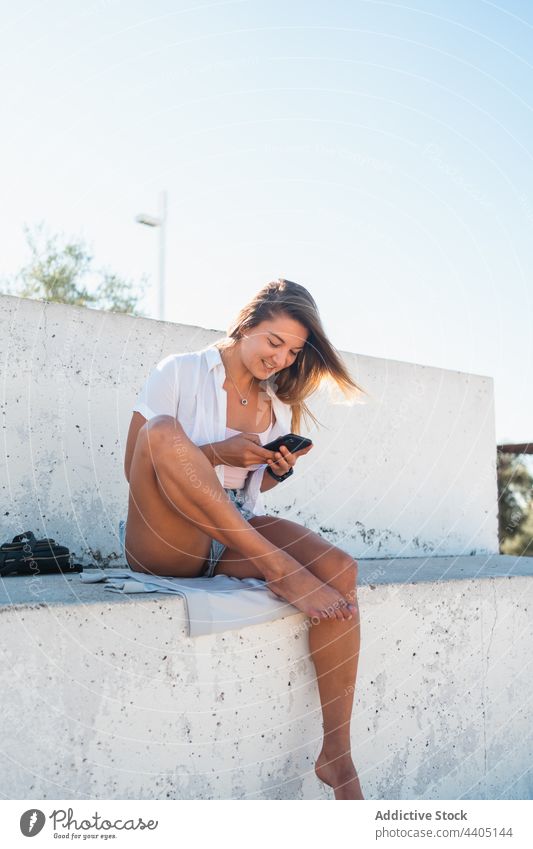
240 392 293 514
241 465 267 516
133 355 180 420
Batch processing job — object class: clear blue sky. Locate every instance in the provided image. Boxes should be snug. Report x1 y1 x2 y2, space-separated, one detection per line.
2 0 532 443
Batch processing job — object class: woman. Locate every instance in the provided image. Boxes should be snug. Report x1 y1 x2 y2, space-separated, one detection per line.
123 279 368 799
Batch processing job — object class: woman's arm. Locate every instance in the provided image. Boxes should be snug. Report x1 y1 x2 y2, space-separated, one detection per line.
126 355 181 483
260 467 279 493
259 442 312 492
198 441 225 466
124 412 147 483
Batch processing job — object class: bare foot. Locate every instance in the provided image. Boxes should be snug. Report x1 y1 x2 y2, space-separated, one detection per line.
263 553 355 621
315 750 365 800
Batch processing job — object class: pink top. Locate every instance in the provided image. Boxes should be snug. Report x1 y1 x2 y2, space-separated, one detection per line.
222 404 274 489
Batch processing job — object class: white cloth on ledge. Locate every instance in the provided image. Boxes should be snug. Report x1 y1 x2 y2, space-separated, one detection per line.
80 567 298 638
102 522 299 637
80 569 297 638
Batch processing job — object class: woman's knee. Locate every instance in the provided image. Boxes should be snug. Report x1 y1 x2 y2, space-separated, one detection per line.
140 415 187 454
328 554 358 599
144 414 183 435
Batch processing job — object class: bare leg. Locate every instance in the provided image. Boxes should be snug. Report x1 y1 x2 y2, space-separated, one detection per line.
212 515 364 799
130 416 354 620
312 592 364 800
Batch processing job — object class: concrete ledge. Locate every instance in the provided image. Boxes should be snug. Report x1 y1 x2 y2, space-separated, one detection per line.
357 553 533 585
1 554 530 608
1 555 532 800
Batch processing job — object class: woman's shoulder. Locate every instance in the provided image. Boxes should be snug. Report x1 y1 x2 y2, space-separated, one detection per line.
153 348 210 371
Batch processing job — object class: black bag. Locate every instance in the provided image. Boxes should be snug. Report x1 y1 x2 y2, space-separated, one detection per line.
0 531 83 576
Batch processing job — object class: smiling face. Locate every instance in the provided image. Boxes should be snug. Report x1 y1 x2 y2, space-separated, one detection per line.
242 313 309 377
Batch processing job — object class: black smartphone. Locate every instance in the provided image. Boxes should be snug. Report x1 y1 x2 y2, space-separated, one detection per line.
263 433 313 454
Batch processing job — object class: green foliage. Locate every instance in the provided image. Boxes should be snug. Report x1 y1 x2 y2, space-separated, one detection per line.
503 508 533 557
1 222 148 316
497 451 533 556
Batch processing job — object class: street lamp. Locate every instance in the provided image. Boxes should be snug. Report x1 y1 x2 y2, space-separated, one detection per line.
135 190 167 320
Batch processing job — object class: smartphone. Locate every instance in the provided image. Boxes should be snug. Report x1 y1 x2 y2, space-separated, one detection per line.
263 433 313 454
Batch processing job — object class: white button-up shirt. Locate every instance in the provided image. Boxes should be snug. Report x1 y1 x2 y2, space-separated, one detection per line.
132 341 293 516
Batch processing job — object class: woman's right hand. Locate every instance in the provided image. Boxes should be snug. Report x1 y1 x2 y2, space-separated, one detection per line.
213 434 280 468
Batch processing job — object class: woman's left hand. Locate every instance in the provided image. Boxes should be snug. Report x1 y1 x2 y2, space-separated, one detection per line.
266 443 312 476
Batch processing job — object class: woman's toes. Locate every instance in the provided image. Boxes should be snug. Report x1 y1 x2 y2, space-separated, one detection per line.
334 602 346 622
311 598 355 622
346 599 357 615
333 601 350 620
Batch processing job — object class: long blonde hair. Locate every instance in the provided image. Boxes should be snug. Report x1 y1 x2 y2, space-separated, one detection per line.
217 279 368 434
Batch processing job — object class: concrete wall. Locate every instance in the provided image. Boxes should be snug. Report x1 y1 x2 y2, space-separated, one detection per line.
0 294 499 565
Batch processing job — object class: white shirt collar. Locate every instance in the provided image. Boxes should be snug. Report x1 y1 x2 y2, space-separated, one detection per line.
204 343 224 373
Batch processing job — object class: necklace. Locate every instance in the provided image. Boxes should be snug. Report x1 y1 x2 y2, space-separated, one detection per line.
223 352 256 406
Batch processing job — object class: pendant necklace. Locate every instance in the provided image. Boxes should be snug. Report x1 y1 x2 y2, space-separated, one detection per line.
224 358 255 406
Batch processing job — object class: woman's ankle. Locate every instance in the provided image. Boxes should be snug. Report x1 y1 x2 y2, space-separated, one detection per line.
320 737 353 760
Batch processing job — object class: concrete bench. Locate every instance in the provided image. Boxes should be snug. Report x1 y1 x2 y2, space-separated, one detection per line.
1 553 531 799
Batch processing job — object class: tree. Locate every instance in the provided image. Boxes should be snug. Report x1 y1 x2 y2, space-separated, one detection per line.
497 451 533 555
502 506 533 557
1 222 148 316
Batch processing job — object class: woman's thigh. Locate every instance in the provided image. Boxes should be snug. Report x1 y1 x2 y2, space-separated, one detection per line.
213 514 357 591
125 424 213 577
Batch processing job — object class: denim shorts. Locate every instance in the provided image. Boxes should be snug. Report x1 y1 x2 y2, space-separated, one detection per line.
118 487 255 579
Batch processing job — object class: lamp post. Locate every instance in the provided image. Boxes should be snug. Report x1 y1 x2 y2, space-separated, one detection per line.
135 190 167 320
